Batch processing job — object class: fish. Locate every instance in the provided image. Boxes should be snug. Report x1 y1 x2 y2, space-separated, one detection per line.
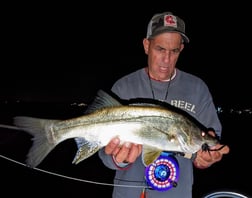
13 89 219 168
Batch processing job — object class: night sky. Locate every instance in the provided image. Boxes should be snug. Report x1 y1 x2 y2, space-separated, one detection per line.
2 2 251 108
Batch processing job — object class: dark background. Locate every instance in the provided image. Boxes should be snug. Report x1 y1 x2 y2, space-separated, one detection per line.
1 2 251 198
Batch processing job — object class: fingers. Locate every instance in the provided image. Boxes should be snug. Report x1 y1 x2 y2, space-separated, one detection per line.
104 137 142 164
114 142 132 163
104 137 121 155
207 130 216 137
194 155 211 169
194 144 230 169
126 144 142 163
204 149 222 162
115 143 141 163
212 144 230 155
194 150 216 169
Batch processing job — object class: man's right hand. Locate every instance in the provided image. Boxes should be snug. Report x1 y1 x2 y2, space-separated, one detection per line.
105 137 142 164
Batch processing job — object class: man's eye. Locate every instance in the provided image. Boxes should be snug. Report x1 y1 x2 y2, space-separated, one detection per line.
172 49 180 54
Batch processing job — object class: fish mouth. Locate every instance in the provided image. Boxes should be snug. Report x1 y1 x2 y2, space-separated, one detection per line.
201 143 210 151
206 144 227 152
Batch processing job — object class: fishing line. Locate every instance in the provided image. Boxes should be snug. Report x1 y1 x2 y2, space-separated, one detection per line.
0 153 146 189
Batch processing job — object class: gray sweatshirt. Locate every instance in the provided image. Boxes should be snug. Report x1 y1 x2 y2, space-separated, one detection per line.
97 68 222 198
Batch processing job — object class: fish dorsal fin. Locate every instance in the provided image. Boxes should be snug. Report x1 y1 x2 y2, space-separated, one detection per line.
129 103 162 108
72 138 100 164
128 97 169 108
142 145 163 167
85 90 122 114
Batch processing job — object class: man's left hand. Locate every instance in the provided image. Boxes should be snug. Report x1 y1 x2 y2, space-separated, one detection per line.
194 143 230 169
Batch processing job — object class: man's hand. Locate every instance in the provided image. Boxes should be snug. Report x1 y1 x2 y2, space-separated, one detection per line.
194 131 230 169
104 137 142 164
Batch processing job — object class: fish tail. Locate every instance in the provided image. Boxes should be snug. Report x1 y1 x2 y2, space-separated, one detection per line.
13 116 58 168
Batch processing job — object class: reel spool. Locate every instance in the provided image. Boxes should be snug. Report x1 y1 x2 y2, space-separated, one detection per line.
145 152 180 191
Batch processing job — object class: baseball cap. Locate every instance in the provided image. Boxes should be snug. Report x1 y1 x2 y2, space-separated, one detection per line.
146 12 189 43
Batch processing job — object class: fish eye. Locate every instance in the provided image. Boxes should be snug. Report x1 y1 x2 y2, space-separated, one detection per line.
201 131 206 137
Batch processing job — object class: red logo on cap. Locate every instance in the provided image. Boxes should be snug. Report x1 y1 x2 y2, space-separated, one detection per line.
164 15 177 27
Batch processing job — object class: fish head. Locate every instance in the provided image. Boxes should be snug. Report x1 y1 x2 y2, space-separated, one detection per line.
197 131 220 150
175 127 220 153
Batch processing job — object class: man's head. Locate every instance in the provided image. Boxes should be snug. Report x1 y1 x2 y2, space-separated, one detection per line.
143 12 188 81
146 12 189 43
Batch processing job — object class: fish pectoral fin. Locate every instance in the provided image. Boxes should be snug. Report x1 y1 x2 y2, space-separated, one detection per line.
72 139 100 165
141 146 163 167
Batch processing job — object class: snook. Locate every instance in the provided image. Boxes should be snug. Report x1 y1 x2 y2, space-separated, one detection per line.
13 90 219 168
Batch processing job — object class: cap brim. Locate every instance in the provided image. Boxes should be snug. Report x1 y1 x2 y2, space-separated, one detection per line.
149 28 189 43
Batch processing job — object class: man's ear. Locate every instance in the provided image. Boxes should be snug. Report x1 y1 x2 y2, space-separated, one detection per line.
143 38 150 55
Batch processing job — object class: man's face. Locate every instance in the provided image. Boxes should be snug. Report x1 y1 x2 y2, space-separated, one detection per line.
143 32 184 81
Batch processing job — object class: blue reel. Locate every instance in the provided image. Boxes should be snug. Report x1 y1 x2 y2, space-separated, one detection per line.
145 152 180 191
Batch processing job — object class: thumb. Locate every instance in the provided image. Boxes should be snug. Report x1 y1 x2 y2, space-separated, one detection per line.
218 145 230 155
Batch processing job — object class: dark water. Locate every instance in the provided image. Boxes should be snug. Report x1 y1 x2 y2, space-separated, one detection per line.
0 102 251 198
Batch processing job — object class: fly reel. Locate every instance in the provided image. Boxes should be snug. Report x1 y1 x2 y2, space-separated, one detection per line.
145 152 179 191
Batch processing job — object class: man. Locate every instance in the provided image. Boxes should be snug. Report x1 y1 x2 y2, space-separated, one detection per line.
97 11 230 198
